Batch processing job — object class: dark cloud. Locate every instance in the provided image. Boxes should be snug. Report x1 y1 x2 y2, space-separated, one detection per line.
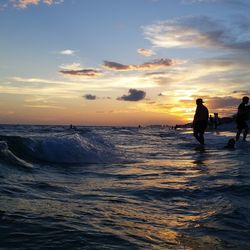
83 94 97 100
60 69 102 77
103 58 175 71
232 90 250 95
117 89 146 101
140 59 174 69
103 61 130 71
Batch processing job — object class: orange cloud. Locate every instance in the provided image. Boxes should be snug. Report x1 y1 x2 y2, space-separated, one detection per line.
59 68 102 77
137 48 156 57
103 58 175 71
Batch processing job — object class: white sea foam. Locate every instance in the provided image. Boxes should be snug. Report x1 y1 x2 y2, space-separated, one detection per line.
20 132 121 164
0 141 33 168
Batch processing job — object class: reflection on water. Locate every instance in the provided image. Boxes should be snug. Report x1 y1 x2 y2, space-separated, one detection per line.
0 126 250 249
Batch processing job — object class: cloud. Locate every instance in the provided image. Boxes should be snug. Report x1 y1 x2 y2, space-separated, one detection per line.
182 0 250 8
59 49 75 56
11 0 63 8
205 96 240 109
142 56 250 91
137 48 156 57
0 3 8 10
59 63 82 70
179 95 240 110
143 16 250 52
232 90 250 96
117 89 146 101
103 61 129 71
60 68 102 77
83 94 97 100
11 76 69 85
103 58 175 71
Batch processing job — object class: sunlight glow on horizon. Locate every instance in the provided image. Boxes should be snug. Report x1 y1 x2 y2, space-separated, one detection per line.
0 0 249 125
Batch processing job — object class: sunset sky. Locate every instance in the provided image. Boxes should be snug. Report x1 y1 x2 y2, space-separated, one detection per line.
0 0 250 126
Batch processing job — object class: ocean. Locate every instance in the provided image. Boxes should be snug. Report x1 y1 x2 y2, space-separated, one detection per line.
0 124 249 249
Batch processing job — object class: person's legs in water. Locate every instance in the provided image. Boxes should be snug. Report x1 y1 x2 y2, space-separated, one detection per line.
243 127 249 141
199 131 205 145
236 120 248 141
193 124 202 144
193 121 206 145
193 130 204 145
236 129 242 141
236 119 244 141
193 130 201 143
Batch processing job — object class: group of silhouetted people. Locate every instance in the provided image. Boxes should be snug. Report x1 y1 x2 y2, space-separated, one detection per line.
209 113 219 129
193 96 249 146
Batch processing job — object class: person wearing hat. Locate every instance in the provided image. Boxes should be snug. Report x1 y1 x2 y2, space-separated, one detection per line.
193 98 209 145
236 96 249 141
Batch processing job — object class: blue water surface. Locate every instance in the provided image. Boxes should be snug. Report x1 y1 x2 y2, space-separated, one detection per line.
0 125 249 249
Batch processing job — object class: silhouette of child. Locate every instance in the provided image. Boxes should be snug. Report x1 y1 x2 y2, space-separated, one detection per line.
224 138 235 149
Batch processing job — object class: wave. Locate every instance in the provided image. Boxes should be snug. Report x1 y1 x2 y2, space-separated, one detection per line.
0 132 121 164
0 141 33 168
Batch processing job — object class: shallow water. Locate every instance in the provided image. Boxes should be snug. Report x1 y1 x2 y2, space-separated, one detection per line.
0 125 250 249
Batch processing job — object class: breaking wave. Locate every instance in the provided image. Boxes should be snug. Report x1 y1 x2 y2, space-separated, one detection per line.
0 132 120 164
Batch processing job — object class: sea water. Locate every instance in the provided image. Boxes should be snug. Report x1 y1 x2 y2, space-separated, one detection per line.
0 125 249 249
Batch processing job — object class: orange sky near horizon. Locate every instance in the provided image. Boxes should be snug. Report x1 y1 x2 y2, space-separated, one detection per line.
0 0 249 126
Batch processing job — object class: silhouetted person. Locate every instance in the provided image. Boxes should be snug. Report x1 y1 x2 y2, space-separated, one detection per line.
214 113 219 129
193 98 209 145
209 115 214 128
236 96 249 141
224 138 236 149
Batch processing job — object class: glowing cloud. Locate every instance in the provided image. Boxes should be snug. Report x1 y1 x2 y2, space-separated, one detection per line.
11 0 63 8
103 58 175 71
143 16 250 52
137 48 156 57
59 49 76 56
59 63 82 71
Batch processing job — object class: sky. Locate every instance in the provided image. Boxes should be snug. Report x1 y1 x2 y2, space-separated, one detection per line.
0 0 250 126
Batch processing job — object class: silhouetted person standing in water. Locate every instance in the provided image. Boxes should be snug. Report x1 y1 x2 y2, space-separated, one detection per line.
193 98 209 145
236 96 249 141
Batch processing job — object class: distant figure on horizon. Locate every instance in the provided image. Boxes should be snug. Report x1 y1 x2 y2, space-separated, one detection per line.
236 96 249 141
209 115 214 129
69 124 77 130
193 98 209 145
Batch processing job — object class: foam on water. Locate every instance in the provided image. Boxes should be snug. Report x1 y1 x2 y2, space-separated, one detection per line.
0 125 250 249
0 141 33 168
0 132 121 164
